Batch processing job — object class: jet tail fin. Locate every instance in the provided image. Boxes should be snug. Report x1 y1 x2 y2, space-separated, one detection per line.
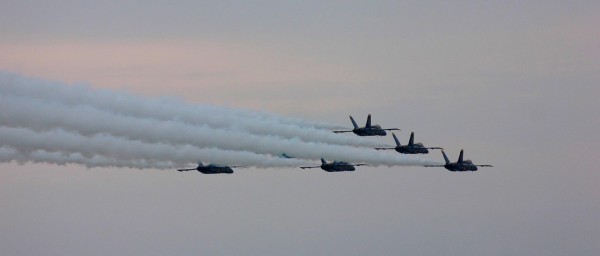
408 132 415 146
392 133 401 146
321 158 327 165
197 161 204 167
441 150 450 164
458 150 464 164
349 116 359 129
366 114 372 128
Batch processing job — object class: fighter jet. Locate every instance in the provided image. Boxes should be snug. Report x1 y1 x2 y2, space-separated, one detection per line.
300 158 368 172
177 162 239 174
333 114 400 136
424 150 493 172
375 132 443 154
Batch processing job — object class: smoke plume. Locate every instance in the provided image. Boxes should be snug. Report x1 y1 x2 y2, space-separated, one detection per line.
0 72 440 169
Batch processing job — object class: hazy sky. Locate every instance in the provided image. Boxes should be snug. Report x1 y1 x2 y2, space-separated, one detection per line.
1 1 599 255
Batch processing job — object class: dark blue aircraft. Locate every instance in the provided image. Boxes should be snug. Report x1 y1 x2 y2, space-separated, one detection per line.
375 132 442 154
177 162 239 174
425 150 493 172
333 114 399 136
300 158 367 172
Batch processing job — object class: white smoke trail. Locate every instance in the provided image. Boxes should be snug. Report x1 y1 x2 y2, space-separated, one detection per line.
0 127 313 168
0 147 178 169
0 95 394 159
0 72 378 147
0 126 438 167
0 72 442 169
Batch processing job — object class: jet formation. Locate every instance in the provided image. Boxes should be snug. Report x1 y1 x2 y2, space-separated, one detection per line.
177 114 492 174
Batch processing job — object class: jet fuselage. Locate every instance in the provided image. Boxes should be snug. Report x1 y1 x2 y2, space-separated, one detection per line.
444 160 478 172
353 125 387 136
322 162 356 172
395 144 429 154
197 165 234 174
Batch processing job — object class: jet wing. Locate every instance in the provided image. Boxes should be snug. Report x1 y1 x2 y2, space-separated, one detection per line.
177 168 196 172
425 147 444 150
337 163 369 167
332 130 353 133
375 147 395 150
476 165 493 167
300 166 321 169
382 128 401 131
423 165 445 167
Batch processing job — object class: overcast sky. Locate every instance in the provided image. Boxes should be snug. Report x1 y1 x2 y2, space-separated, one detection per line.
1 1 599 255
